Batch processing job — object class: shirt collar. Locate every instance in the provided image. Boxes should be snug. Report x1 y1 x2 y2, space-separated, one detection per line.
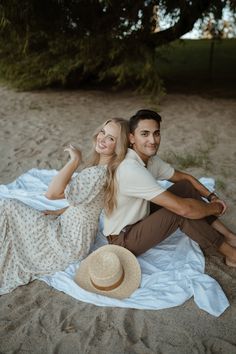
126 148 146 167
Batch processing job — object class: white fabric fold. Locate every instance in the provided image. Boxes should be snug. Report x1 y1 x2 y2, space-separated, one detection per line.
0 168 229 317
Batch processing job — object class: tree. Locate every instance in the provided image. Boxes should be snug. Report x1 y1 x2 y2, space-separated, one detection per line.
0 0 235 91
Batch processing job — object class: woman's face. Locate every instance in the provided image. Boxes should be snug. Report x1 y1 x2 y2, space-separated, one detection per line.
95 121 120 156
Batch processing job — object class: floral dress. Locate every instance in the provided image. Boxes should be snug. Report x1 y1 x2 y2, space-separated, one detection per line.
0 165 107 295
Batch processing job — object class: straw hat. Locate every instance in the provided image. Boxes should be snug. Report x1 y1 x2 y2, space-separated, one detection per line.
75 245 141 299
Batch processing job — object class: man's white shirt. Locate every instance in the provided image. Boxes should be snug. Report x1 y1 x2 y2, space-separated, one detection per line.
103 148 174 236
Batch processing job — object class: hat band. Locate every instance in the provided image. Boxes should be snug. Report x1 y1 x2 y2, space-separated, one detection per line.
91 269 125 292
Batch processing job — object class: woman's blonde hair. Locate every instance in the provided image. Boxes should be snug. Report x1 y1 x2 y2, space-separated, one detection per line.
87 118 129 215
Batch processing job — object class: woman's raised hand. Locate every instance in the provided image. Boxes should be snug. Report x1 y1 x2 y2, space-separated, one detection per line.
64 144 82 164
45 144 82 200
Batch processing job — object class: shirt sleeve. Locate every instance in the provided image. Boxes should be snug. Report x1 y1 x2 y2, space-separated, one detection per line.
64 166 106 206
117 160 166 201
148 156 175 180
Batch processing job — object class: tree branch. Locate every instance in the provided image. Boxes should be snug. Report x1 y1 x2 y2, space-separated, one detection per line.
148 0 212 46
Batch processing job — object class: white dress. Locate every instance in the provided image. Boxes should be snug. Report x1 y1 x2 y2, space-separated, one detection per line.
0 165 107 295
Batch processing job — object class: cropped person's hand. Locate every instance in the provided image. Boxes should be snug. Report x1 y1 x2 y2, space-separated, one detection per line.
64 144 82 164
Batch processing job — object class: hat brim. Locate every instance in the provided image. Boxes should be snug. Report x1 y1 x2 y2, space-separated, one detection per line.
74 245 141 299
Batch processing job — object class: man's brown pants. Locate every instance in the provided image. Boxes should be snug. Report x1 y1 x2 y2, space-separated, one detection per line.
107 180 224 256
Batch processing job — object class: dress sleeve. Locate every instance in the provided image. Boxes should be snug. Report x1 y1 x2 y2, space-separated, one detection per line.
64 166 107 206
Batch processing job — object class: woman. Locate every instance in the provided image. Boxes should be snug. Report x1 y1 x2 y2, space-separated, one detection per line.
0 118 129 295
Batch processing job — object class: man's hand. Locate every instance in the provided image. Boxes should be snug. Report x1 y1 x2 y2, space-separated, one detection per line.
210 199 227 216
152 190 227 220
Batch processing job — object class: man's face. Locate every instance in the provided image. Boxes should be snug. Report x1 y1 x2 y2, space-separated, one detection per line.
129 119 161 163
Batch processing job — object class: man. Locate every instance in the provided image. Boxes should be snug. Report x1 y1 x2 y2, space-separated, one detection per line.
103 109 236 266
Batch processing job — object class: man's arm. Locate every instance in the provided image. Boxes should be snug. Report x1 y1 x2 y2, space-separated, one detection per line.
151 190 223 219
169 170 227 213
169 170 213 199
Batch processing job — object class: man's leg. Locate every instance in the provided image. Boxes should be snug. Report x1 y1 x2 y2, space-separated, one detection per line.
150 180 216 224
150 179 236 244
165 180 236 244
109 179 236 264
109 207 224 256
211 220 236 248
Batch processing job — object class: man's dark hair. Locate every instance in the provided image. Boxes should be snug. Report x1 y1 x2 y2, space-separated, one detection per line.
129 109 162 133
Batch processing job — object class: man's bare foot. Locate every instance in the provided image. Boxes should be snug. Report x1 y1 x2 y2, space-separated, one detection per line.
226 232 236 247
218 242 236 266
225 257 236 267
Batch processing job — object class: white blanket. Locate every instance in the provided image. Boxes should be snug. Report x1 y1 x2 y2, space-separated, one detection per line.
0 169 229 317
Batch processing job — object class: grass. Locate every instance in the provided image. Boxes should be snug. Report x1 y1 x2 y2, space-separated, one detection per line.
163 149 211 170
28 103 43 111
155 39 236 96
157 39 236 81
162 131 218 171
1 36 235 93
215 179 226 191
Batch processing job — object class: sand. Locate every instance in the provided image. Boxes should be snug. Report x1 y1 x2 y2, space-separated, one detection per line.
0 85 236 353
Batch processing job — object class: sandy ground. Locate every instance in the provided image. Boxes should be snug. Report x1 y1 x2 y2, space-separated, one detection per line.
0 85 236 353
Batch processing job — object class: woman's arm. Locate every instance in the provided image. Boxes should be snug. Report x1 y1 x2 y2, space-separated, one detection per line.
45 144 82 200
43 207 68 215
